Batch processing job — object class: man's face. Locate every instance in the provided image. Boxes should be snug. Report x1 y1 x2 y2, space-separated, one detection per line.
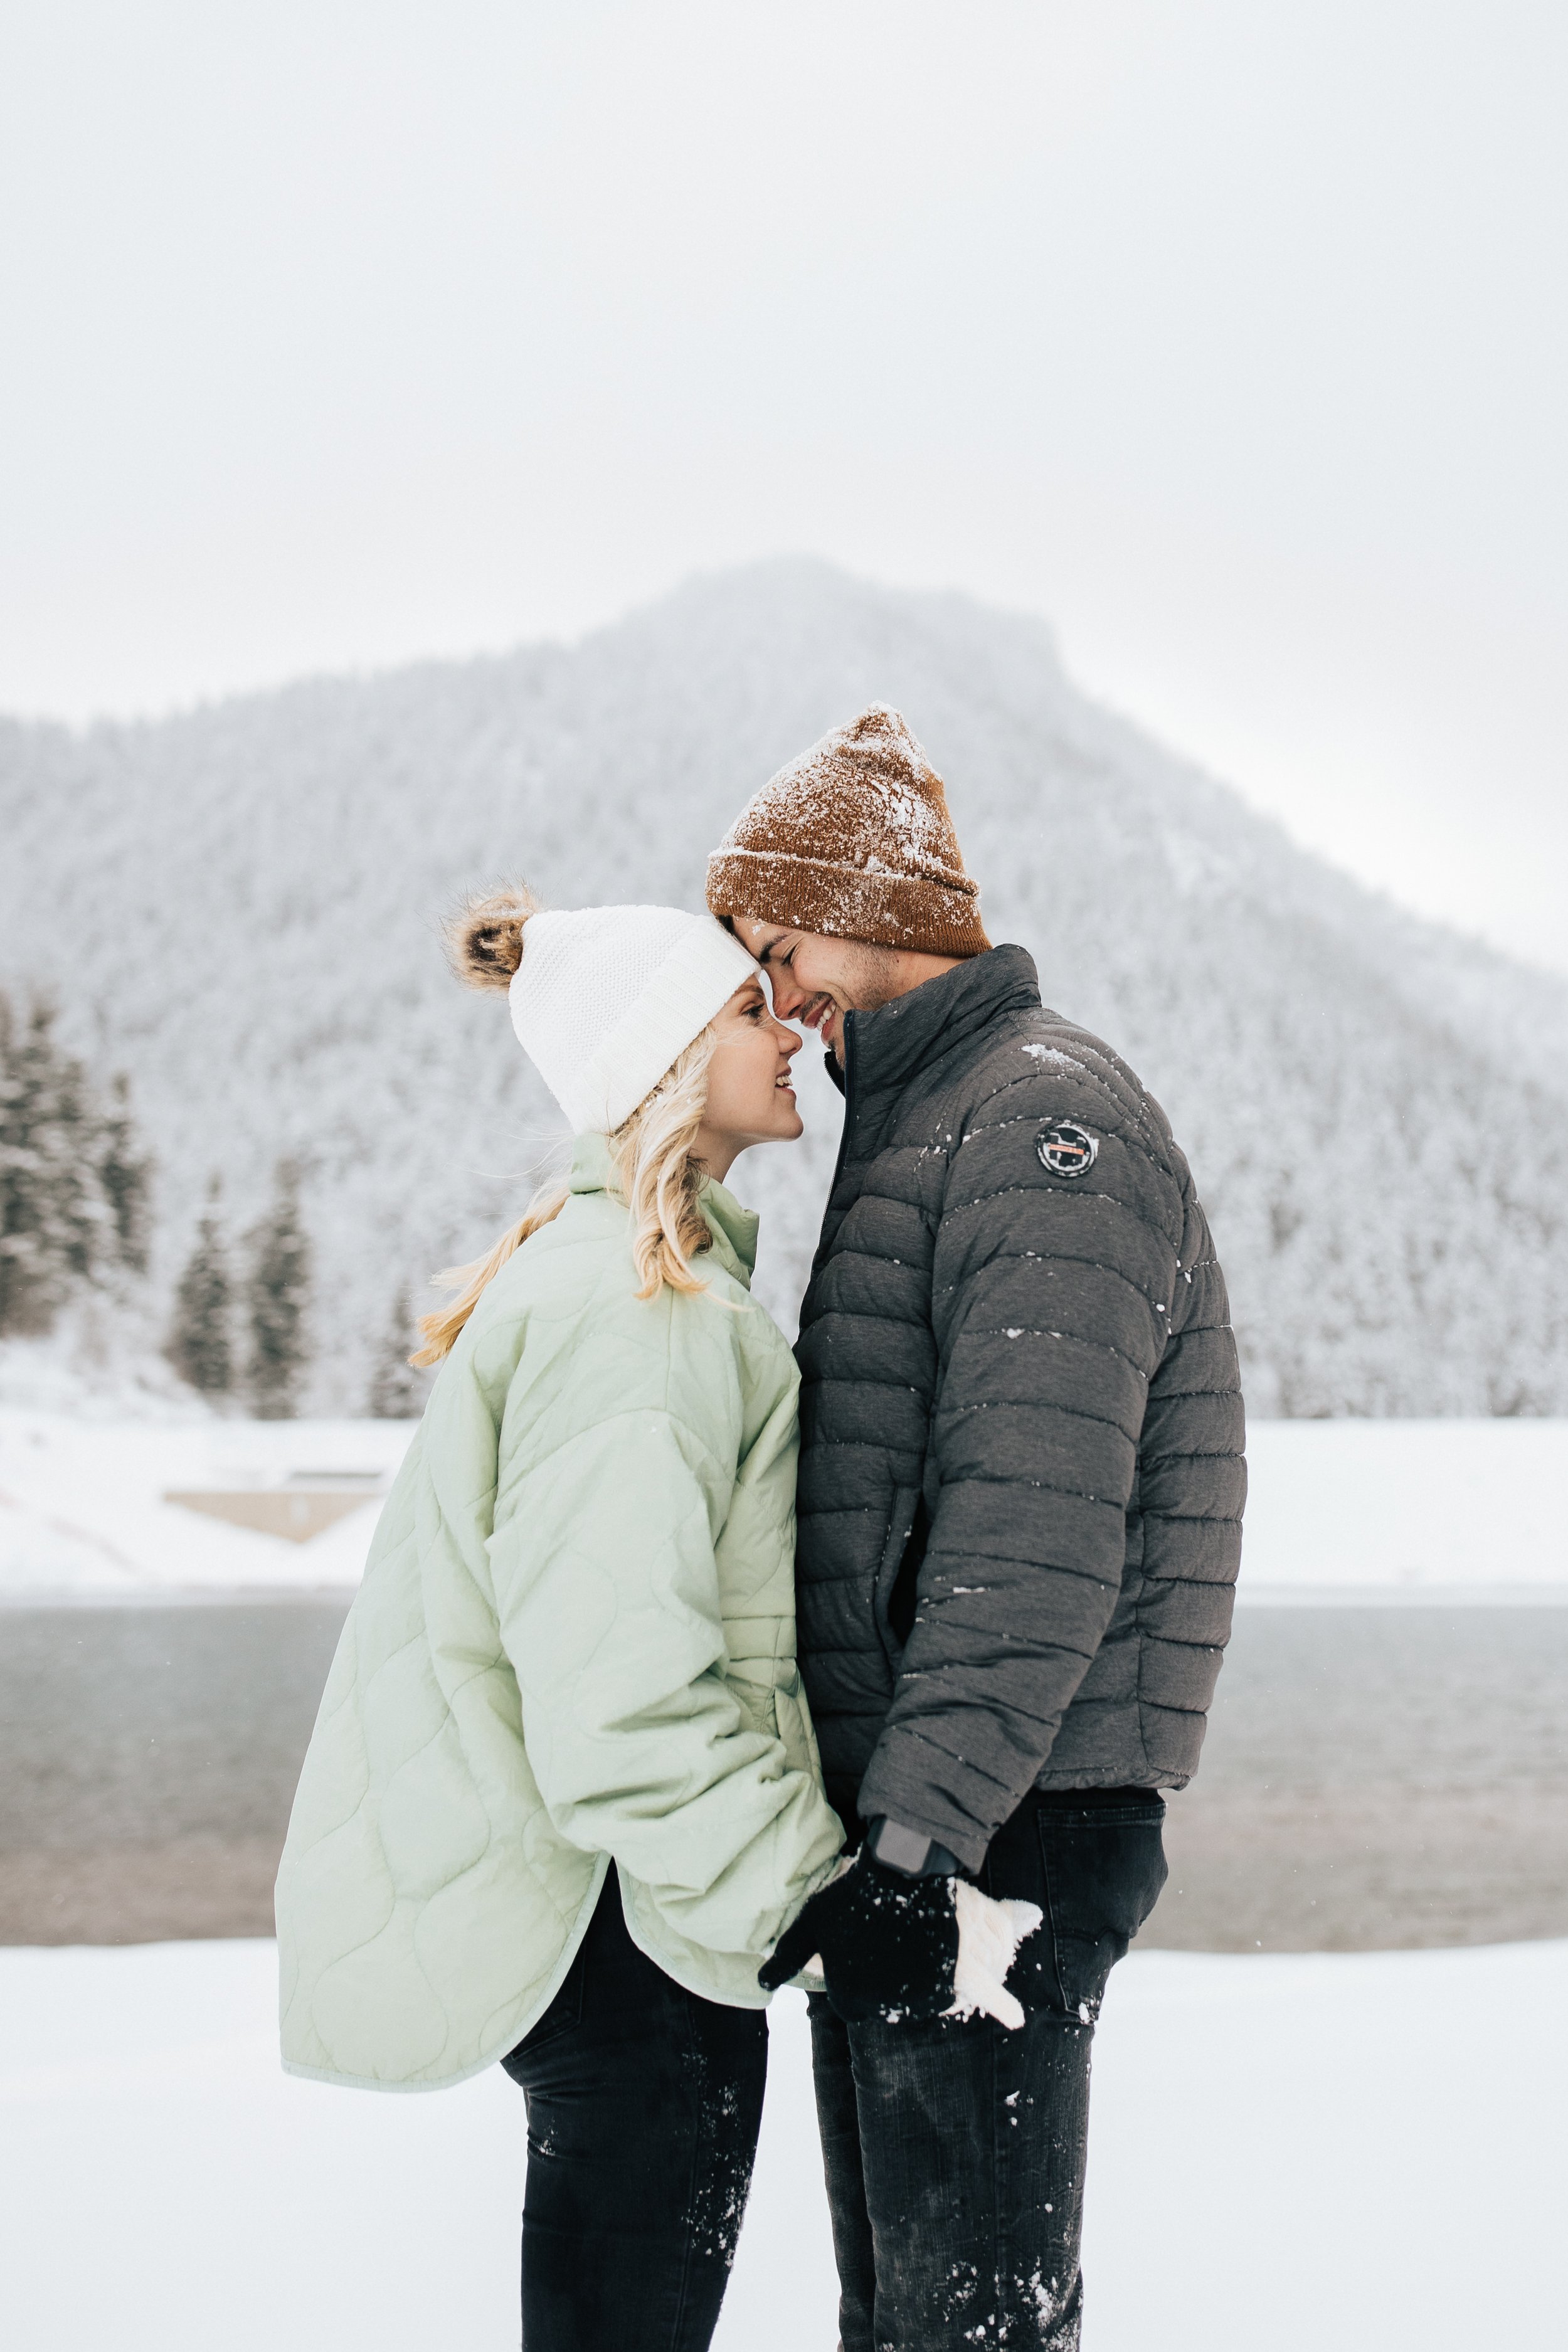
729 919 903 1062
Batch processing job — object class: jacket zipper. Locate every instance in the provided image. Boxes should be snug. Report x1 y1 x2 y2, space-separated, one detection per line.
806 1018 858 1288
827 1014 857 1200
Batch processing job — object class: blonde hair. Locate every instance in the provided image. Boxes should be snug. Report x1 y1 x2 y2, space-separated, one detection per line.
410 884 725 1366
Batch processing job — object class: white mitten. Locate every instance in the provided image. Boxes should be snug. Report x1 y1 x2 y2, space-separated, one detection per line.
944 1881 1044 2030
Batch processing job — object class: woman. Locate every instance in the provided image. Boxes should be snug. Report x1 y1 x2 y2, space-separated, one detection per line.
276 888 843 2349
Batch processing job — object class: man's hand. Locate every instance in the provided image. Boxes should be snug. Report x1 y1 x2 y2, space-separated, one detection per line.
758 1849 960 2023
760 1848 1046 2029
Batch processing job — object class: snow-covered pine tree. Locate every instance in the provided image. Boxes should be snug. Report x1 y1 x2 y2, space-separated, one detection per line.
244 1157 314 1419
164 1174 233 1399
0 993 113 1337
366 1286 427 1419
98 1072 154 1276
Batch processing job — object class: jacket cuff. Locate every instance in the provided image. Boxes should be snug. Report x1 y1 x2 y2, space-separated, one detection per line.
857 1729 1007 1877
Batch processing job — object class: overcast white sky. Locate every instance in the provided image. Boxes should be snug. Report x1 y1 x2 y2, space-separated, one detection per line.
3 2 1565 973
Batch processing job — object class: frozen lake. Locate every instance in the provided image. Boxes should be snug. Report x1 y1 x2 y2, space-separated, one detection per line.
3 1414 1566 1949
3 1591 1566 1951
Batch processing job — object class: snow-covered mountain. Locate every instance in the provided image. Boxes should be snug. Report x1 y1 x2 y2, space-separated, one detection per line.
3 559 1565 1414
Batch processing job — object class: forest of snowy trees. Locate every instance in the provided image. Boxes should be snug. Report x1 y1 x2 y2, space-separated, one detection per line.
161 1159 315 1417
0 995 319 1416
2 561 1565 1417
0 995 151 1336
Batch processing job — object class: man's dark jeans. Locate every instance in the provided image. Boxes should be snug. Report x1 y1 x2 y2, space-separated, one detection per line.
808 1789 1168 2351
501 1871 767 2351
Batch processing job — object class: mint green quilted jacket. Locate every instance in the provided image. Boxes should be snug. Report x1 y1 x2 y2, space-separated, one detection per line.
276 1136 844 2091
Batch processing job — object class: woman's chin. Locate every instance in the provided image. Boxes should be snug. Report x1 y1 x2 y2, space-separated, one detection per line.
711 1107 805 1160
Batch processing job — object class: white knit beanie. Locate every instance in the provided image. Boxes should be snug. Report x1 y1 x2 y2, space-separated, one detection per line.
509 906 760 1134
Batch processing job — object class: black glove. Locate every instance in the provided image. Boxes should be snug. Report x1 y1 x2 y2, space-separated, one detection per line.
758 1850 960 2023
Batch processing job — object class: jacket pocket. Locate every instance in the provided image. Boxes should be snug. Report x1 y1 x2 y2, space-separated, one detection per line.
872 1486 921 1670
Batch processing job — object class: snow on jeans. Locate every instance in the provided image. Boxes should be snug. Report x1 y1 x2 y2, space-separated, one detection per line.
501 1869 767 2352
808 1789 1169 2351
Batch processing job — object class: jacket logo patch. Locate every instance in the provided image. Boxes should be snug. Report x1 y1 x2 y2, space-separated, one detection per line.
1036 1121 1098 1178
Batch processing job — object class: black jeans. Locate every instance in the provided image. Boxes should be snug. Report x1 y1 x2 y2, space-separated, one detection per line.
501 1872 768 2351
808 1789 1168 2351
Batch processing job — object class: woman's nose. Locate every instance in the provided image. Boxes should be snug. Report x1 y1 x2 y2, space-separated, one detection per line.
776 1021 802 1059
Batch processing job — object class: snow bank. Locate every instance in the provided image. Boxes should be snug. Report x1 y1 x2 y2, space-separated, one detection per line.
4 1409 1565 1599
0 1412 415 1595
1241 1417 1568 1596
1 1936 1560 2351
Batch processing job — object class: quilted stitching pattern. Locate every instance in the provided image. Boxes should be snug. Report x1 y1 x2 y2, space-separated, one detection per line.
795 946 1246 1873
276 1148 842 2092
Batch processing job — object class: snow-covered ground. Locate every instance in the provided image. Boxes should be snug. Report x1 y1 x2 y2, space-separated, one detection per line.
1237 1417 1568 1598
2 1935 1561 2351
3 1410 1565 1598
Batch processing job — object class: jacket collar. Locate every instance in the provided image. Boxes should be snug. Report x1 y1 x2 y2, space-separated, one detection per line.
568 1131 618 1196
834 944 1042 1130
566 1131 757 1291
697 1182 759 1290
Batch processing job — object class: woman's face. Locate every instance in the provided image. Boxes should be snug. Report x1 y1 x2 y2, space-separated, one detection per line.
691 977 804 1178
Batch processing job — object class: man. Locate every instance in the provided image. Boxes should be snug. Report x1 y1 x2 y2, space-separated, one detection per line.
706 704 1244 2351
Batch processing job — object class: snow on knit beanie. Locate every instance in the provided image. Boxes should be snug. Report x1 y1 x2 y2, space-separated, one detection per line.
450 887 759 1134
705 704 990 958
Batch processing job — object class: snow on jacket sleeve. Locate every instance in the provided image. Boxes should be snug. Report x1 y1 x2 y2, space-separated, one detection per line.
855 1067 1184 1870
486 1376 841 1964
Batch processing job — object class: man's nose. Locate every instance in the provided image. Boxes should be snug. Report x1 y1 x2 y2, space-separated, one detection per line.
767 971 807 1018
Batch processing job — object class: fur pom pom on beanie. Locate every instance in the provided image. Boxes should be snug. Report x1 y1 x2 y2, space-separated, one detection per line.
448 887 758 1133
705 704 989 958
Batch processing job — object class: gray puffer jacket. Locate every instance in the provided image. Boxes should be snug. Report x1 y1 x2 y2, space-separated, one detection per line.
795 945 1244 1872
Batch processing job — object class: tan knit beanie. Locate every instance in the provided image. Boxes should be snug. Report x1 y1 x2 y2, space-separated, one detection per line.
705 704 990 958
